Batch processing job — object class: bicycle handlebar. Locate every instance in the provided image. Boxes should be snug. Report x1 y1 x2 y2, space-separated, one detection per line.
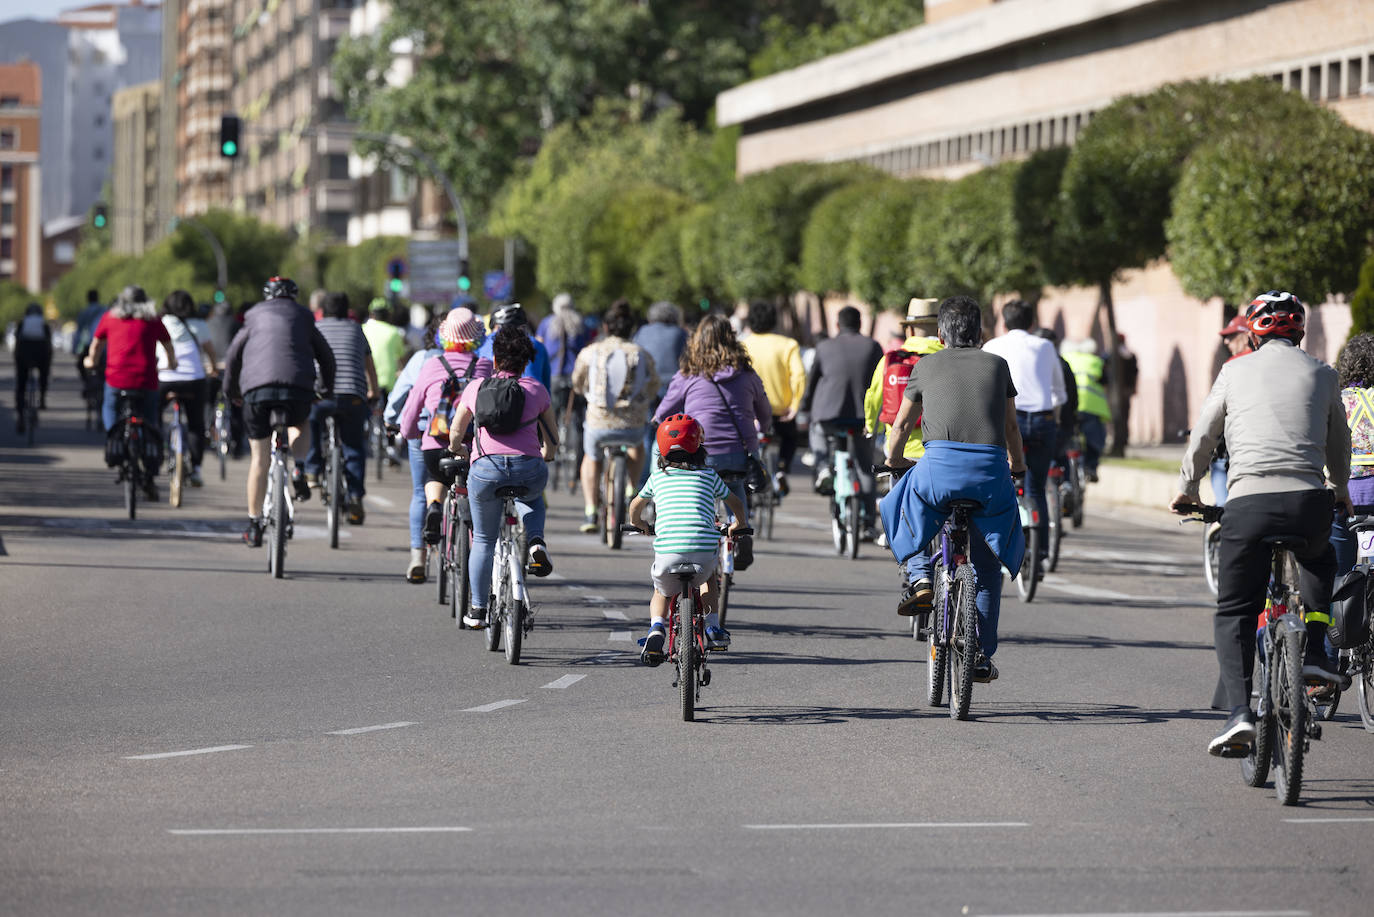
1174 503 1224 524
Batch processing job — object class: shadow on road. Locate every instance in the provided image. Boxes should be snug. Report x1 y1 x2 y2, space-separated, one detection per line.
700 704 925 725
972 701 1218 726
1000 631 1213 652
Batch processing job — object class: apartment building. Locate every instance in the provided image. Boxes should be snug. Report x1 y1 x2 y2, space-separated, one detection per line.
112 81 161 255
227 0 355 238
159 0 232 223
0 62 43 290
715 0 1374 445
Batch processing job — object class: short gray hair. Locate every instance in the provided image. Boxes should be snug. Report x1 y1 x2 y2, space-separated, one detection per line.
109 284 156 320
647 301 681 326
937 296 983 349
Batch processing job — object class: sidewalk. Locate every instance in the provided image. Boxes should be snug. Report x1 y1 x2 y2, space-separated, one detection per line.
1092 443 1220 513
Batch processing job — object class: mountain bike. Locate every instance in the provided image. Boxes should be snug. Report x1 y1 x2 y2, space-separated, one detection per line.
435 456 472 621
163 390 189 508
1013 478 1040 602
483 485 534 665
821 426 864 560
1045 464 1063 572
317 403 344 549
261 405 297 579
22 365 40 446
111 390 155 521
209 383 231 481
550 397 581 494
597 440 636 550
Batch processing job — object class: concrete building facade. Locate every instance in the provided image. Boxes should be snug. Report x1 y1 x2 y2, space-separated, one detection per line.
111 81 161 254
227 0 355 238
716 0 1374 445
161 0 232 222
0 62 44 290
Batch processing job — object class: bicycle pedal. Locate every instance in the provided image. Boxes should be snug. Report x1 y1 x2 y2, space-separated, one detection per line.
1214 741 1252 759
1308 723 1322 741
701 668 711 686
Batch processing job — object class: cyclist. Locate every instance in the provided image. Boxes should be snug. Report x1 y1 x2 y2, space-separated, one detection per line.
653 313 770 571
538 292 588 450
633 300 688 485
630 413 748 662
880 295 1027 683
13 302 52 433
156 290 216 487
397 307 492 568
983 299 1065 573
1171 290 1351 756
388 309 448 583
476 303 552 391
362 298 405 455
72 289 106 393
571 299 659 533
1207 314 1255 507
802 305 884 537
741 300 805 496
222 277 336 548
447 323 559 630
1060 337 1110 483
304 291 378 525
1036 327 1079 485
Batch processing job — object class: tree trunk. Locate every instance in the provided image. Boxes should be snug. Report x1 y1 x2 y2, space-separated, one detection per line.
1099 278 1127 457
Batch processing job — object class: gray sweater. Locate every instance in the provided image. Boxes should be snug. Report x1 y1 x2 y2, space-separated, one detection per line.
1180 338 1349 502
223 298 336 399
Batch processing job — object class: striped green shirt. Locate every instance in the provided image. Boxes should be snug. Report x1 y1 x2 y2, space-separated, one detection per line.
639 466 731 553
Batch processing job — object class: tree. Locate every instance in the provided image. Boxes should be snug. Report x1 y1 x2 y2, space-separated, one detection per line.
799 178 893 294
678 203 723 306
1011 147 1072 292
1167 115 1374 309
324 236 408 310
848 179 934 310
750 0 924 78
638 214 693 306
0 279 35 328
1352 250 1374 337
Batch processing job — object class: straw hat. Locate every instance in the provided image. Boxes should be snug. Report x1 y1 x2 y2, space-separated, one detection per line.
903 297 939 325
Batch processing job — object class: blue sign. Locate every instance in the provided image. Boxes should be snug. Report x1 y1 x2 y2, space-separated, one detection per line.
483 271 513 302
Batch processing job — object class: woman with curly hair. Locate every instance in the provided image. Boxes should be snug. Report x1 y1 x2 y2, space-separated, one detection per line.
653 313 772 570
1330 333 1374 574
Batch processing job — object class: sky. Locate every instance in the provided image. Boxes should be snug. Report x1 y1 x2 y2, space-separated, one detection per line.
0 2 112 27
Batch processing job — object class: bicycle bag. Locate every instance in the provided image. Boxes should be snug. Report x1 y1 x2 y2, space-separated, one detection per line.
1329 565 1373 649
426 356 476 444
104 423 126 467
473 376 528 435
878 350 923 426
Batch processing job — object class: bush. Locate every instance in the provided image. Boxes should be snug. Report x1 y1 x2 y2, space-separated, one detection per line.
0 280 36 328
637 214 692 306
678 202 723 304
849 179 935 309
324 235 408 311
799 178 893 294
1167 116 1374 307
1353 250 1374 336
1012 147 1073 287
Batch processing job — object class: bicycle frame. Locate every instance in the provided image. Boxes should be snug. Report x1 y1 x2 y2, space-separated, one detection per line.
497 496 529 609
666 575 705 666
933 508 979 652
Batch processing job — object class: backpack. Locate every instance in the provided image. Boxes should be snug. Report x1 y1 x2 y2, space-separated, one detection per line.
1330 566 1373 649
590 343 648 413
426 355 477 444
473 376 529 435
878 349 923 425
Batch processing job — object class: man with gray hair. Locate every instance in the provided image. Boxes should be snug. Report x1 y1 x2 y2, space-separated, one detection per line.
634 301 687 485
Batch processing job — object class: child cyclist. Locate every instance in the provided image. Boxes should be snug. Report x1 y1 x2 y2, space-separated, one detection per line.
629 414 746 665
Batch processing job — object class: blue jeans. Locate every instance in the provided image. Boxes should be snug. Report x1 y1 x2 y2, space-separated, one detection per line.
467 454 548 610
407 439 426 549
305 396 368 499
1210 457 1229 507
1078 413 1107 475
705 450 749 524
1018 412 1057 557
102 384 158 433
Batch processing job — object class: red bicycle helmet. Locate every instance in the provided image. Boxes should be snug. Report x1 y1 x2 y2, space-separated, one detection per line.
656 413 702 456
1244 290 1305 341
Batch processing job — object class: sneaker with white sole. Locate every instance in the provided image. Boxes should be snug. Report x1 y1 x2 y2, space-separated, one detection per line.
526 539 553 577
1208 708 1257 757
705 625 731 650
406 547 426 584
898 579 933 616
639 624 667 666
463 608 488 629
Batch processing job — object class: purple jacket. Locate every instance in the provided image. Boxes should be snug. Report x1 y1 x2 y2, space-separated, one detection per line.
655 367 772 455
399 351 493 451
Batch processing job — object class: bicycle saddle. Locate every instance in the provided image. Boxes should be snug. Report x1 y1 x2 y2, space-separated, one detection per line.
1262 535 1306 549
438 457 467 474
716 470 748 482
667 563 704 576
495 485 529 498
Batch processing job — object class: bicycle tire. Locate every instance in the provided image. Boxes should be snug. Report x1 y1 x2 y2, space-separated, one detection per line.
679 599 696 722
846 496 861 560
504 597 523 665
609 454 627 550
1272 624 1307 806
270 459 287 578
926 565 948 706
831 510 846 555
437 504 451 607
1045 479 1062 573
457 519 472 621
485 555 504 651
124 464 137 520
1016 521 1039 603
1241 644 1274 787
718 572 732 630
1203 525 1221 596
950 563 978 721
328 428 343 549
1071 462 1085 528
1354 643 1374 732
373 417 384 482
170 448 184 508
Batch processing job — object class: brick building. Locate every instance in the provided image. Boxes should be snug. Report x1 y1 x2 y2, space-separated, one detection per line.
0 62 43 290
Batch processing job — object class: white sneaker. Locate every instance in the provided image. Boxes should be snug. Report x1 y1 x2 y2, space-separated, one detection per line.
406 547 426 584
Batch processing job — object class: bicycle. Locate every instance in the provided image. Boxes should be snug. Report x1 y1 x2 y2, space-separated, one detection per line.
1013 478 1040 603
1044 464 1063 572
1060 437 1087 530
368 395 389 483
1181 504 1321 806
752 430 781 541
23 365 40 447
596 440 636 550
820 427 864 560
111 390 155 521
482 485 534 665
162 390 189 508
209 382 231 481
316 403 344 550
435 456 472 621
714 469 751 629
622 522 751 722
1337 512 1374 729
1203 518 1222 596
550 399 581 494
261 404 297 579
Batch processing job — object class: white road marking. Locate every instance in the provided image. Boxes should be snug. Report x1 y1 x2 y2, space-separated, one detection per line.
609 631 633 641
601 609 629 620
325 721 417 736
542 674 587 690
773 512 829 532
1283 816 1374 824
1037 575 1209 606
584 594 610 604
364 494 395 508
168 827 472 836
125 744 253 760
461 699 526 713
982 912 1307 917
743 821 1028 830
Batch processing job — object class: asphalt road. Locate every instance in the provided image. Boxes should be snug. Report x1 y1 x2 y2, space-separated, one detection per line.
2 354 1372 917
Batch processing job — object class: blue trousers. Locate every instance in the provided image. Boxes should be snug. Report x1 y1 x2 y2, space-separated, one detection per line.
407 440 426 549
305 396 368 499
705 450 750 524
1210 457 1229 506
1078 413 1107 474
1018 412 1057 556
102 384 158 433
467 454 548 610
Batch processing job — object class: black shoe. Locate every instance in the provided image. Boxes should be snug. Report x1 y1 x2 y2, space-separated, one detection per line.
462 608 488 629
346 495 365 525
291 466 311 501
1208 708 1256 757
1302 657 1351 689
242 518 263 548
1086 470 1099 483
973 653 999 683
423 501 442 545
526 538 553 577
639 625 667 666
734 534 754 571
775 474 789 498
898 579 933 616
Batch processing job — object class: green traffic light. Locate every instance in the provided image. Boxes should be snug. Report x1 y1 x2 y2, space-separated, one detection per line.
389 278 403 293
699 298 709 311
221 140 237 156
457 275 472 292
93 215 107 229
213 290 226 303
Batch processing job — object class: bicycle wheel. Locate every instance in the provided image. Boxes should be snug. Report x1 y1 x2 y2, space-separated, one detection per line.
1203 525 1221 596
270 460 288 578
1045 480 1062 573
373 416 385 482
504 594 524 666
1355 644 1374 732
1071 462 1085 528
124 462 137 520
679 600 697 722
485 553 503 651
328 430 343 549
609 454 627 550
1015 522 1039 603
1271 624 1308 806
168 421 185 508
846 496 861 560
456 519 472 621
926 565 948 706
437 504 451 607
718 571 732 630
831 505 846 555
950 563 978 721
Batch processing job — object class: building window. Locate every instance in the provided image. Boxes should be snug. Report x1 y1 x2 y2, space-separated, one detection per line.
1 238 12 259
1 202 11 225
0 128 15 149
1329 61 1342 100
0 95 19 107
1350 58 1364 96
1308 64 1321 101
1 164 11 189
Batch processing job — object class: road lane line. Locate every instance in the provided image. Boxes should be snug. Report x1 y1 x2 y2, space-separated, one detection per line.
364 494 396 508
542 674 587 689
461 699 526 713
773 512 829 532
601 609 629 620
1038 575 1209 606
1283 816 1374 823
743 821 1028 830
609 631 633 641
325 721 417 736
168 827 472 836
983 912 1308 917
584 594 610 604
125 745 253 760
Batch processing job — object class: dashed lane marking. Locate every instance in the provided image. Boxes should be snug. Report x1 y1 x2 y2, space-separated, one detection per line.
743 821 1029 830
125 744 253 760
364 494 396 508
601 609 629 620
542 674 587 689
609 631 633 641
325 721 417 736
168 826 472 836
1283 816 1374 824
461 699 526 713
982 912 1308 917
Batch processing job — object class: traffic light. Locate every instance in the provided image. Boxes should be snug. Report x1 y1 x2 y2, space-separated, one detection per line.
213 289 226 304
219 114 240 158
457 258 471 293
92 203 108 229
386 258 405 299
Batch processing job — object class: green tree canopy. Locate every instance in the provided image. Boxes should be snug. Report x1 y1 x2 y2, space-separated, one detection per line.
637 214 693 307
1351 250 1374 336
750 0 924 78
1011 147 1073 288
678 202 724 305
799 178 893 294
323 236 408 310
848 178 935 309
1167 115 1374 307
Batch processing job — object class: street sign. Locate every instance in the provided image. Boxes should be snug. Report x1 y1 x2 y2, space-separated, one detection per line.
406 240 462 305
483 271 513 302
